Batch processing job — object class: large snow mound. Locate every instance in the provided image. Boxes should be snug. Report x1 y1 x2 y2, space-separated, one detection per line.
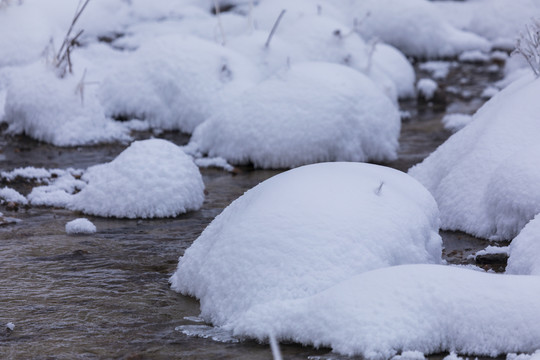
189 62 401 169
232 264 540 359
506 214 540 276
409 74 540 240
69 139 204 218
171 162 442 326
349 0 491 58
2 63 130 146
99 35 259 133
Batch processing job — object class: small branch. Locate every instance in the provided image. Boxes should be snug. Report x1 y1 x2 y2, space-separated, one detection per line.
374 181 384 196
265 9 286 48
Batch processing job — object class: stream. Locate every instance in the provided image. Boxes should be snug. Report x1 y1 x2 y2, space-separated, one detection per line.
0 58 508 359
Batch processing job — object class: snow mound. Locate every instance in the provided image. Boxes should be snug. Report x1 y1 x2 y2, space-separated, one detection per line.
409 74 540 240
506 214 540 276
0 187 27 205
417 78 438 101
189 62 401 169
65 218 97 235
350 0 491 58
171 162 442 327
233 264 540 359
2 63 130 146
99 35 259 133
69 139 204 218
442 113 473 132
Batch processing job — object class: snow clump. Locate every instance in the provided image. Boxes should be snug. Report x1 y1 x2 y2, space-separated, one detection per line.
189 62 401 169
506 214 540 275
0 187 28 205
65 218 97 235
409 73 540 240
417 78 438 101
232 264 540 359
171 162 442 327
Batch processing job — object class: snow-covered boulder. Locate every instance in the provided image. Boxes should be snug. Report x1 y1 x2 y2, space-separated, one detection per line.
233 264 540 359
506 214 540 276
409 74 540 240
65 218 97 235
349 0 491 58
171 162 442 327
99 35 259 133
189 62 401 169
2 62 130 146
68 139 204 218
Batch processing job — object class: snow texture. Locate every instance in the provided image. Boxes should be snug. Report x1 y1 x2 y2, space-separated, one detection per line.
442 113 473 132
506 214 540 276
417 78 438 100
232 264 540 359
0 187 28 205
189 62 401 169
171 162 442 328
69 139 204 218
99 35 259 134
2 62 130 146
348 0 491 58
409 74 540 240
65 218 97 235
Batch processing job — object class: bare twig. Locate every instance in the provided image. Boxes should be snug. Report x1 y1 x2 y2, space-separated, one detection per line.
265 9 286 48
213 0 227 45
374 181 384 196
513 20 540 77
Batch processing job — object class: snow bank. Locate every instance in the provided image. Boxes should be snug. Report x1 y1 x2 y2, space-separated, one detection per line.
171 162 442 326
99 35 259 133
2 62 130 146
506 214 540 276
189 62 400 169
65 218 97 235
409 74 540 240
232 264 540 359
69 139 204 218
349 0 491 58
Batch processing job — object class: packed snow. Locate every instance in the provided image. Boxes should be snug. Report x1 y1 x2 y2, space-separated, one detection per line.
188 62 401 168
171 162 442 327
409 73 540 240
232 264 540 359
65 218 97 235
28 139 205 218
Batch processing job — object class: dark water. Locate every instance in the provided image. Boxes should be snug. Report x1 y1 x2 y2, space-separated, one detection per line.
0 59 507 359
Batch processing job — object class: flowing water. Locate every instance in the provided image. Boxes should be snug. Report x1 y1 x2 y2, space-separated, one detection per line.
0 59 508 359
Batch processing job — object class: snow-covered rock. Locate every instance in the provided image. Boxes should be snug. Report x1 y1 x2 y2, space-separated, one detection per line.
189 62 401 169
2 62 130 146
99 35 259 134
506 214 540 276
417 78 438 101
349 0 491 58
232 264 540 359
65 218 97 235
0 187 28 205
409 74 540 240
171 162 442 327
69 139 204 218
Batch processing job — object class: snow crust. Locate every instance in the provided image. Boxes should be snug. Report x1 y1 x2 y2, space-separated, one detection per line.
232 264 540 359
409 74 540 240
65 218 97 235
189 62 401 169
171 162 442 327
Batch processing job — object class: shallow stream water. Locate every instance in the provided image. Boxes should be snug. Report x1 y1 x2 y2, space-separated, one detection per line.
0 59 508 359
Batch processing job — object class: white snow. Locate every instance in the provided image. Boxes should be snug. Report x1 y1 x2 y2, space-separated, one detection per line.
231 264 540 359
1 167 54 182
65 218 97 235
348 0 491 58
27 139 205 218
458 50 490 63
417 78 438 101
418 61 454 80
442 113 473 132
506 214 540 276
409 73 540 240
189 62 401 169
171 162 442 327
0 187 28 205
6 322 15 331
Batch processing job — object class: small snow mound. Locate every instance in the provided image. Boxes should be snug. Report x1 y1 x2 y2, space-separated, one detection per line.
69 139 205 218
65 218 97 235
442 113 473 132
391 351 426 360
6 322 15 331
417 78 438 100
0 187 27 205
171 162 441 327
458 50 490 63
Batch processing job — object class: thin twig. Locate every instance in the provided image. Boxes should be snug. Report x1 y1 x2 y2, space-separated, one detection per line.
213 0 226 45
265 9 286 48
